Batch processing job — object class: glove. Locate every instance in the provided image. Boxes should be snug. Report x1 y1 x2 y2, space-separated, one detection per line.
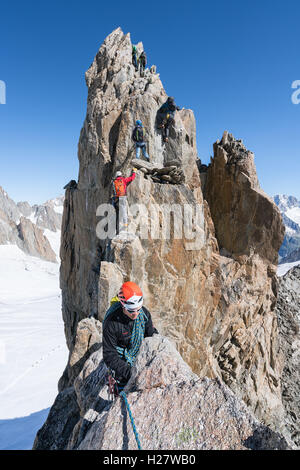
133 168 138 172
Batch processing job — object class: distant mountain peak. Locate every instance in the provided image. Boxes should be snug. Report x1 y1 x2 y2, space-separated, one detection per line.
273 194 300 212
0 185 64 262
273 193 300 264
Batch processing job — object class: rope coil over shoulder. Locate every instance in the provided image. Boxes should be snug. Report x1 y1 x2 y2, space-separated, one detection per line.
104 301 147 366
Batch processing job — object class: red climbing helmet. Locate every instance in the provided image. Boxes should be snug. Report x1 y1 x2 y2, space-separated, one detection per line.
118 282 143 312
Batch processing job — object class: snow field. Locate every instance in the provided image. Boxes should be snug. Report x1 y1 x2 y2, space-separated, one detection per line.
0 245 68 449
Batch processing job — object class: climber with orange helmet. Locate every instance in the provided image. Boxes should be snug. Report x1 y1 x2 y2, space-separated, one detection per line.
102 281 158 392
112 168 137 233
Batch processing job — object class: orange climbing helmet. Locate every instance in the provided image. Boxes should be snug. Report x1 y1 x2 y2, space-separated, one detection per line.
118 282 143 312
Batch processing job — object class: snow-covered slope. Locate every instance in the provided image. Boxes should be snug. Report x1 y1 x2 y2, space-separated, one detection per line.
274 194 300 231
273 194 300 263
277 259 300 277
285 206 300 226
45 196 64 215
0 246 68 450
0 190 67 449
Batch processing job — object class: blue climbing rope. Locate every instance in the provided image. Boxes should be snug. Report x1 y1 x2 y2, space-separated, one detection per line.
120 391 142 450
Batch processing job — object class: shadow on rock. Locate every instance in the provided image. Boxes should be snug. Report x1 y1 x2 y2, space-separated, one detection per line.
243 426 290 450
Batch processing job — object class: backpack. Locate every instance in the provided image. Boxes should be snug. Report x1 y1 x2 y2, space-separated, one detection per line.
133 126 145 143
113 178 126 197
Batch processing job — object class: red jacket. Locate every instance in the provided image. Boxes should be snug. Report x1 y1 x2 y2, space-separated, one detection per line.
113 172 136 197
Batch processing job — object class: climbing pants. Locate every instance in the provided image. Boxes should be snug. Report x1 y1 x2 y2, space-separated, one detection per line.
157 113 175 140
118 196 128 232
132 54 138 71
135 142 149 160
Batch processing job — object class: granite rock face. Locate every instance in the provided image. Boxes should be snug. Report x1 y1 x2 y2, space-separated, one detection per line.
0 186 58 262
17 216 57 262
0 186 22 246
0 186 21 224
33 386 80 450
58 317 102 392
17 201 33 218
275 266 300 447
33 322 290 450
60 26 202 347
205 131 284 264
58 27 287 438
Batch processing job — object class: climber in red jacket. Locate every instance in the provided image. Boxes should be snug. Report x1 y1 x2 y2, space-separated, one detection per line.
112 168 137 233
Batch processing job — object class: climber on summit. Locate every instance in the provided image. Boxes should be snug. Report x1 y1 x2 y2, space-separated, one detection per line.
132 45 139 72
112 169 137 233
157 96 181 143
139 50 147 76
132 120 150 161
103 281 158 394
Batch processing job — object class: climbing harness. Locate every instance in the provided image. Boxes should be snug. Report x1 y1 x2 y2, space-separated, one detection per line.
107 370 117 400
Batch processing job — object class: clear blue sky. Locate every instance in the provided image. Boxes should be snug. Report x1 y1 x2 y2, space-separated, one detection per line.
0 0 299 204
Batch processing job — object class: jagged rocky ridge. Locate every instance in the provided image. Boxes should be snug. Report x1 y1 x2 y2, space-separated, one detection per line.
33 322 290 450
35 27 299 449
275 266 300 446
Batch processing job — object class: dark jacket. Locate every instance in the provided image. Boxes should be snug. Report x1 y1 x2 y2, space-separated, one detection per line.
132 125 146 143
158 99 180 117
139 52 147 66
103 304 158 383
